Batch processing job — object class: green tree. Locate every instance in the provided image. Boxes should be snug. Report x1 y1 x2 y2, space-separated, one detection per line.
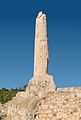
0 84 27 104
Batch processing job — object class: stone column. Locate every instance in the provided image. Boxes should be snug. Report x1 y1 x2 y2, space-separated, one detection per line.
34 11 48 76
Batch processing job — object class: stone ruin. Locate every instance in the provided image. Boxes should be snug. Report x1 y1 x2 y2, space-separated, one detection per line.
0 11 81 120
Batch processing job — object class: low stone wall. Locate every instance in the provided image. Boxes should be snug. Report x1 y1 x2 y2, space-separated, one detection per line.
58 87 81 93
1 86 81 120
34 91 81 120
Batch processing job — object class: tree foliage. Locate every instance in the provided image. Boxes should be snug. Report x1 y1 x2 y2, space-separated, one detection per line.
0 85 27 104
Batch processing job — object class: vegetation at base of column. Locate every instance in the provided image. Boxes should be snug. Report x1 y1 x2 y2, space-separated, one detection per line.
0 85 27 104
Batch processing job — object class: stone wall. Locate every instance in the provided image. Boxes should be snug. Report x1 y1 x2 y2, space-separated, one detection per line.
34 90 81 120
1 87 81 120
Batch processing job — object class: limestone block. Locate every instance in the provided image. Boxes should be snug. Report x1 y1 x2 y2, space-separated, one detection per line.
34 11 48 76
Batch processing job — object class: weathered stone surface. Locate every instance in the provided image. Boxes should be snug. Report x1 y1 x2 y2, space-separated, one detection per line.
34 91 81 120
3 87 81 120
4 74 56 120
33 11 56 88
0 103 7 120
34 11 48 76
26 74 55 96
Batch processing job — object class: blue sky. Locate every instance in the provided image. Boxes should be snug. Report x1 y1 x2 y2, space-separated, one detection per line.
0 0 81 89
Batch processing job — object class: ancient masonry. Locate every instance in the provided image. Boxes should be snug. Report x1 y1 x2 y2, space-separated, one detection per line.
0 11 81 120
34 11 49 76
